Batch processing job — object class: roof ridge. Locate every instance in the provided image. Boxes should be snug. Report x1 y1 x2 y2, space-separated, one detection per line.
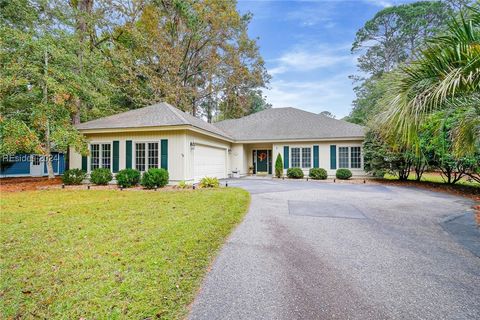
162 103 189 125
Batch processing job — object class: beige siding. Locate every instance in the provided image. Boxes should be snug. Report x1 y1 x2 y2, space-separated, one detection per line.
230 143 248 176
69 130 187 181
273 140 366 177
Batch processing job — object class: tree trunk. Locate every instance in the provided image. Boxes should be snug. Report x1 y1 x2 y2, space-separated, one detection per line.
45 121 55 179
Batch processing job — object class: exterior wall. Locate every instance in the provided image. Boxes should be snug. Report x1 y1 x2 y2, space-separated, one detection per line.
185 131 232 182
272 140 366 177
230 143 248 176
69 130 187 182
1 153 65 178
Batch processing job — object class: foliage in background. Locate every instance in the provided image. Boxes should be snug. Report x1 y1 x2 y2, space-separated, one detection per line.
378 8 480 157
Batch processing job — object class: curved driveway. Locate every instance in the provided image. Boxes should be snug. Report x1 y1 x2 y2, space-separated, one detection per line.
189 179 480 320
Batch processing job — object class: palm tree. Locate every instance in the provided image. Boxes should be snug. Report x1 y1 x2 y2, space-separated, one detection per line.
378 7 480 156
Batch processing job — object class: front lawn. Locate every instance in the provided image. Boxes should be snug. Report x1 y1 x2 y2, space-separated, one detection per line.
0 188 250 319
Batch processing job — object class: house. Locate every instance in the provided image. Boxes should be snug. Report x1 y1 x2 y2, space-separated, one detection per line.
1 153 66 178
70 102 365 182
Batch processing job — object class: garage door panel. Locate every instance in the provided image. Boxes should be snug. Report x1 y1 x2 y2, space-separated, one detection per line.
194 145 226 180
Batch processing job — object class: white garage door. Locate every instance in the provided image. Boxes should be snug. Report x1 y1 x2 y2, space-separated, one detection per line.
194 145 227 181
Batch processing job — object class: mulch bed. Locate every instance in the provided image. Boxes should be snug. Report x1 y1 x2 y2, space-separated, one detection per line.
0 177 63 192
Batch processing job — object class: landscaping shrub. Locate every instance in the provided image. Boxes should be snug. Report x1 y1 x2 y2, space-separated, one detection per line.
116 168 141 187
62 169 86 185
309 168 327 180
141 168 169 189
275 154 283 178
287 167 304 179
178 180 189 189
199 177 220 188
336 168 352 180
90 168 113 185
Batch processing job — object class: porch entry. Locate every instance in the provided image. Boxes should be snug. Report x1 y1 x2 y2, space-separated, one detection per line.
252 150 272 174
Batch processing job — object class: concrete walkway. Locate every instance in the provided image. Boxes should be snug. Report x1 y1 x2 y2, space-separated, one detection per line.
189 179 480 320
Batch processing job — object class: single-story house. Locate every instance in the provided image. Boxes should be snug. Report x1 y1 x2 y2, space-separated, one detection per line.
1 153 66 178
70 102 365 182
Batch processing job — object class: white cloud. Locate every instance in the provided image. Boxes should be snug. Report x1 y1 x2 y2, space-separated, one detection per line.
269 44 353 75
265 74 355 118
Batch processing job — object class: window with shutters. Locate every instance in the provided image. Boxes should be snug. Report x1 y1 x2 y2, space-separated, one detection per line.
338 146 362 169
90 143 111 171
135 142 159 172
291 148 300 167
301 148 311 168
339 147 349 168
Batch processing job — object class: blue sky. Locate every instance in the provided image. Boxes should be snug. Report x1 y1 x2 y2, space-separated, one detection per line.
237 0 414 118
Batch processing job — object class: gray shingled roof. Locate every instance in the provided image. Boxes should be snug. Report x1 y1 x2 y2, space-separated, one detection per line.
76 102 231 138
213 107 365 141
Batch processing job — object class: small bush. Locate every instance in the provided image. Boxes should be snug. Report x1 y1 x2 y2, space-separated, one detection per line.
275 154 283 178
178 180 189 189
62 169 86 185
90 168 113 185
141 168 169 189
116 168 141 187
199 177 220 188
309 168 327 180
287 167 304 179
336 168 352 180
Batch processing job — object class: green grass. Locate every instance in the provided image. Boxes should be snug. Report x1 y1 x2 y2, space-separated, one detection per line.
384 172 480 188
0 188 250 319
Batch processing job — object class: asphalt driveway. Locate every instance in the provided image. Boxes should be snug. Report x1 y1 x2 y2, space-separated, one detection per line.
189 179 480 320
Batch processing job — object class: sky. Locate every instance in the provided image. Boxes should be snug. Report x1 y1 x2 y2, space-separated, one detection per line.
236 0 415 118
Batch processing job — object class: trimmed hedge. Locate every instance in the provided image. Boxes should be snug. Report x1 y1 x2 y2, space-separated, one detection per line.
336 168 352 180
199 177 220 188
62 169 86 185
287 167 304 179
309 168 327 180
116 168 141 187
90 168 113 185
141 168 169 189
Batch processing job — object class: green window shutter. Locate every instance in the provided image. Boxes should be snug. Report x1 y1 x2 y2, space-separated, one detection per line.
313 145 319 168
283 146 289 169
126 140 132 169
113 141 120 172
81 156 88 171
330 145 337 170
161 139 168 170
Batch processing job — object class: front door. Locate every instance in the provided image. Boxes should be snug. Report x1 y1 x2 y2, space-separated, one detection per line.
256 150 268 173
30 155 43 176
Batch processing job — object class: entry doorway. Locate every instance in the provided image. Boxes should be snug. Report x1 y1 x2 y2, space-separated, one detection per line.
30 155 43 176
252 150 272 174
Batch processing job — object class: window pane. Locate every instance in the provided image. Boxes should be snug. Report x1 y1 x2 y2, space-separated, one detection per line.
339 147 349 168
350 147 361 169
136 143 146 172
148 142 159 169
301 148 311 168
101 144 111 169
91 144 100 170
291 148 300 167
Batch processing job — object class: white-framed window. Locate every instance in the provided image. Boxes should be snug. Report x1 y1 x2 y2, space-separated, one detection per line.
290 147 312 168
135 142 159 172
339 147 349 168
90 143 111 171
291 148 300 167
301 148 311 168
350 147 361 169
338 146 362 169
